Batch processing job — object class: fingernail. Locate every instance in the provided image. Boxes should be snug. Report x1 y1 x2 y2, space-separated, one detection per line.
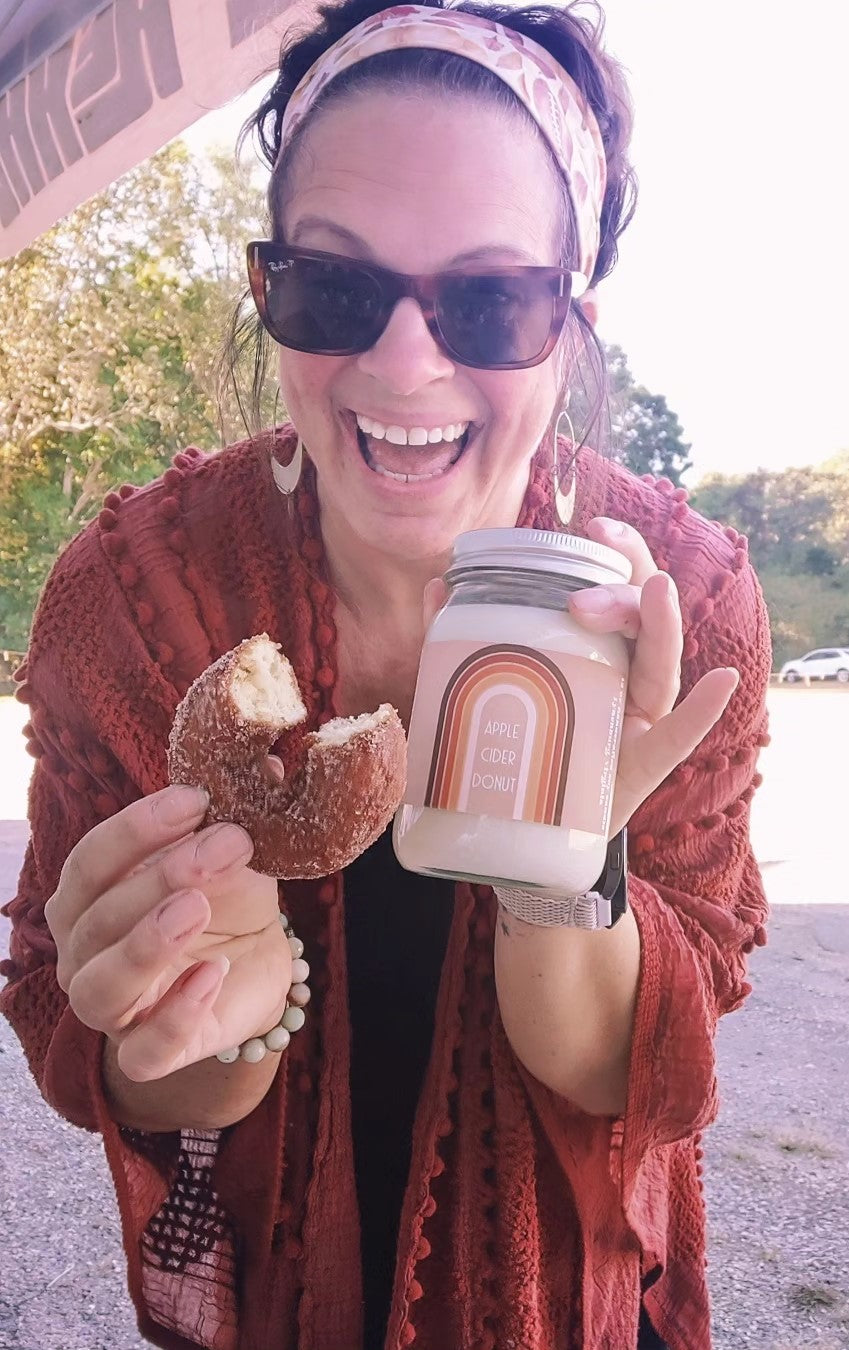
196 822 253 872
267 754 286 783
183 957 229 1003
595 517 626 536
157 888 207 941
659 572 679 606
159 785 208 825
573 587 614 613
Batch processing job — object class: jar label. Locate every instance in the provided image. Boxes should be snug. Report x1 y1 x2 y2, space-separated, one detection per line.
404 642 626 835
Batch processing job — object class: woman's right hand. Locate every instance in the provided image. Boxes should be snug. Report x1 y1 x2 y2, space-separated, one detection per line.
44 784 293 1083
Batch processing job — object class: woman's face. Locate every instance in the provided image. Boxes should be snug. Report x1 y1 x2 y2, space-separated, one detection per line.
277 90 565 564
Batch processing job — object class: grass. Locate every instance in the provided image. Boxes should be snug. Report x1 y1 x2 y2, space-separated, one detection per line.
773 1130 839 1160
787 1283 841 1312
773 1342 847 1350
773 1344 847 1350
726 1145 756 1164
745 1125 840 1160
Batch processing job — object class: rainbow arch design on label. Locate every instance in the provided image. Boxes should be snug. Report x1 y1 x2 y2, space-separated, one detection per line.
425 644 575 825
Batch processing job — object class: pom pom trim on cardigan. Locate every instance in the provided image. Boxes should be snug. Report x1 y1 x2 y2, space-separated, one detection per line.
1 430 771 1350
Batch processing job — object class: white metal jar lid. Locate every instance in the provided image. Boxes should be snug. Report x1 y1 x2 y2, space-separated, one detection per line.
447 527 633 587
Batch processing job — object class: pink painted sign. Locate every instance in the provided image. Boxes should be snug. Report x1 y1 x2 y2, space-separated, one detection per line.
0 0 305 257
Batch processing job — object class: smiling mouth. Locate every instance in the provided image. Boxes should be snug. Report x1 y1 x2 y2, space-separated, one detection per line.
352 413 474 482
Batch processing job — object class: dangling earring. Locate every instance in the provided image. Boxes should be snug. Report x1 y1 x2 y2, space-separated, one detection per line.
553 403 577 527
271 438 303 495
270 387 304 496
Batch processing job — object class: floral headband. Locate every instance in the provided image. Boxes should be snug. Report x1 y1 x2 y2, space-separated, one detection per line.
278 4 607 289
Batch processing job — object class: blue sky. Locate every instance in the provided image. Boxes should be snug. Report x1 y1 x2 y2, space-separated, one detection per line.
182 1 848 486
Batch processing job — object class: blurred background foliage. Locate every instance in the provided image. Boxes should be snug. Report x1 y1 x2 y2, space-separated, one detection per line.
0 142 269 649
1 142 846 666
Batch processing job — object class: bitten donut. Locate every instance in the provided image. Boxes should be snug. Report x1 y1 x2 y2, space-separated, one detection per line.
168 634 407 878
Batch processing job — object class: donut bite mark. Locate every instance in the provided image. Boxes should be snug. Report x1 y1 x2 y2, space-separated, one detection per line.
168 634 407 878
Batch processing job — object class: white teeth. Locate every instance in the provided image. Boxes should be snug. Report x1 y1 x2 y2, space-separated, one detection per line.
372 463 445 482
354 413 469 445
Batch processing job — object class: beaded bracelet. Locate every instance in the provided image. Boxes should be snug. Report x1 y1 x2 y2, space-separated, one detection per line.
216 912 310 1064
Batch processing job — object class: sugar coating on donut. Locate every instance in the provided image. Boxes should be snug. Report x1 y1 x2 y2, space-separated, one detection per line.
168 634 408 879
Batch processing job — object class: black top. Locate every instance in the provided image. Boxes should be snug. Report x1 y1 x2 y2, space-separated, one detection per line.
344 826 455 1350
343 827 668 1350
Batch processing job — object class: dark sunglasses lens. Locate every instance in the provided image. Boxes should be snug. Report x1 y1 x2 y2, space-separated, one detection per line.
264 255 385 352
436 273 560 367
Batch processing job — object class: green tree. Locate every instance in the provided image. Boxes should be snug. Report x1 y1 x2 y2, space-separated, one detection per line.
805 545 838 576
0 141 268 648
689 459 849 665
690 467 849 573
572 343 692 485
605 344 692 485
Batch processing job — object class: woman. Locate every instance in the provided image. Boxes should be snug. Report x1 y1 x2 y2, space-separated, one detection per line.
0 1 771 1347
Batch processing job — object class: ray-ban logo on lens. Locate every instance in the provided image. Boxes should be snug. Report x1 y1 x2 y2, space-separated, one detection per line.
269 260 294 272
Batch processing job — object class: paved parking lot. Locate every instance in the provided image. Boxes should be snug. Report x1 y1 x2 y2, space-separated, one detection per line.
1 689 848 1348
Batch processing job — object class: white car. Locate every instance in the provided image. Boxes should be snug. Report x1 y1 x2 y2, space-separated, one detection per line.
779 648 849 683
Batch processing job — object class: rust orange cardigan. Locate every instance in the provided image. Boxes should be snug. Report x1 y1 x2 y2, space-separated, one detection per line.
1 431 772 1350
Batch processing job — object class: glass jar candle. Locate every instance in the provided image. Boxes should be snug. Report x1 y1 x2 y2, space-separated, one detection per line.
393 527 633 897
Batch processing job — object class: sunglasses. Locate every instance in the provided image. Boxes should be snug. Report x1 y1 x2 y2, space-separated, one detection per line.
247 242 585 371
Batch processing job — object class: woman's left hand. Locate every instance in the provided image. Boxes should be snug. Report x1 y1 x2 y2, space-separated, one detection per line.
568 516 739 839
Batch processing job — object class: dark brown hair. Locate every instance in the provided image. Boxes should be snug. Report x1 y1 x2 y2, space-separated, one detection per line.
222 0 637 449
